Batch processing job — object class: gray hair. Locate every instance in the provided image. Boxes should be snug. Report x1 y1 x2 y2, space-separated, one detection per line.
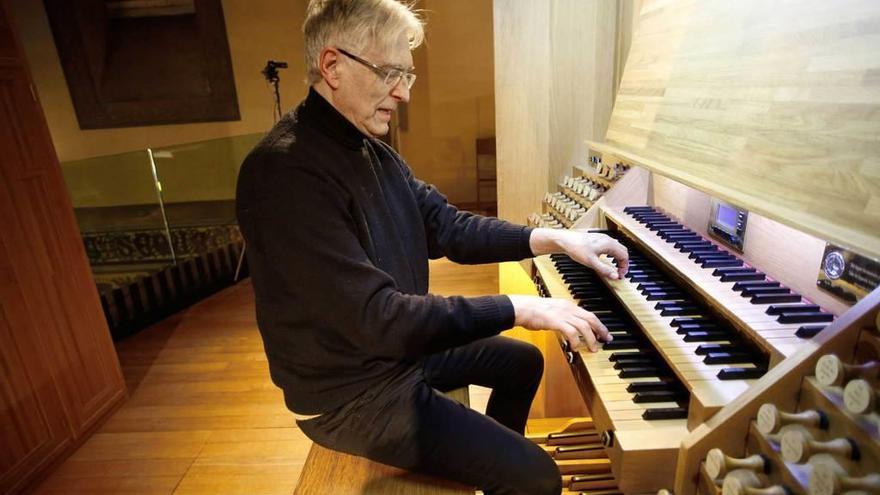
303 0 425 85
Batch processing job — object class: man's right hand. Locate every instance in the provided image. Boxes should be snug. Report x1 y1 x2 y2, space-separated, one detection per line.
507 295 611 352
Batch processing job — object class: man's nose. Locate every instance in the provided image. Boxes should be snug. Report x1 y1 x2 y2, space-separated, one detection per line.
390 79 410 102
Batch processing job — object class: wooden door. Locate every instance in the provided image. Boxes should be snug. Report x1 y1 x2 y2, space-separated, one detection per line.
0 2 126 492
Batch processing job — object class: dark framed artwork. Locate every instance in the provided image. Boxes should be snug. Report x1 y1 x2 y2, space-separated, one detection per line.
43 0 240 129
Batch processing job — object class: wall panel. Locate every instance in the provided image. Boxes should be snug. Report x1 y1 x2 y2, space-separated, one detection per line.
0 2 126 492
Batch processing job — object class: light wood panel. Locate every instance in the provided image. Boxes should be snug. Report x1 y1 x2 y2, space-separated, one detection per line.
605 0 880 258
493 0 551 226
494 0 621 225
0 2 126 492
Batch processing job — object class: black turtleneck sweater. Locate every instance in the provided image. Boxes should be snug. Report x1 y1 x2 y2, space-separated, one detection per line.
235 88 534 414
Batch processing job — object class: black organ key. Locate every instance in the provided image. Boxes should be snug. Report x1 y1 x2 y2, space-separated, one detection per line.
626 271 662 280
601 321 628 330
646 292 688 301
655 301 697 310
643 407 689 420
695 343 741 355
717 367 767 380
676 241 712 250
777 312 834 324
608 351 644 362
741 287 791 297
683 331 733 342
660 306 703 317
693 252 734 261
693 253 734 261
704 352 755 365
750 294 802 304
637 282 674 291
624 206 656 213
795 325 827 338
626 380 677 393
701 259 744 269
766 304 820 315
632 390 686 403
688 249 721 259
720 272 766 282
636 216 670 224
679 246 716 255
661 232 698 240
712 267 757 276
602 339 644 350
647 221 682 228
653 226 688 234
642 287 684 295
612 357 656 368
676 322 719 334
670 316 708 327
618 367 662 378
732 280 781 291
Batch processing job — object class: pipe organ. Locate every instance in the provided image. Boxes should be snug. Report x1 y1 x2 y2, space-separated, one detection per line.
517 1 880 493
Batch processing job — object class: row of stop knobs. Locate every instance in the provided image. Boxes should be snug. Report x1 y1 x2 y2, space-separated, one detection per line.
700 351 880 495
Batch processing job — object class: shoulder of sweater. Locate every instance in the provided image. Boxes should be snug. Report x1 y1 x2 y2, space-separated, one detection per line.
369 139 414 176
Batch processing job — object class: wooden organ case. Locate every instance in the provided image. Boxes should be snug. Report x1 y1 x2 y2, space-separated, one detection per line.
524 1 880 494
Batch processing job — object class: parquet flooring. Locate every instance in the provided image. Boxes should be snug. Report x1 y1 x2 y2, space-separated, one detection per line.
32 259 499 495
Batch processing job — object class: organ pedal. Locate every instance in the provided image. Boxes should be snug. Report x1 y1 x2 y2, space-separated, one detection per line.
527 417 623 495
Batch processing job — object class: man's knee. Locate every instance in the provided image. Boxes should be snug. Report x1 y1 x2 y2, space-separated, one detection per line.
510 340 544 384
516 450 562 495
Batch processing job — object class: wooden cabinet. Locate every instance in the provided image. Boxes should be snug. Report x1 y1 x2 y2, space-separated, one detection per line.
0 2 126 493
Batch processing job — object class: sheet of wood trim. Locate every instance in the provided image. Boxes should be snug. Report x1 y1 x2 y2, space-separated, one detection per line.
598 0 880 259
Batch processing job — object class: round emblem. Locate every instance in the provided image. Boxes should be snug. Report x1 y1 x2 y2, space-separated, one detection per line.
823 251 846 280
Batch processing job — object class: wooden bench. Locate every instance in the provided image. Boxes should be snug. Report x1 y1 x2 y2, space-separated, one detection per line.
293 388 474 495
293 443 473 494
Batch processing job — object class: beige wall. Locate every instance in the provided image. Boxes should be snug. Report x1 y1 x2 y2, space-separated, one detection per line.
9 0 311 163
398 0 495 205
10 0 492 206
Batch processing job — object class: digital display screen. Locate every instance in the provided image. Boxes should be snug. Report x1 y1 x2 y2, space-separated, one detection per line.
715 204 738 233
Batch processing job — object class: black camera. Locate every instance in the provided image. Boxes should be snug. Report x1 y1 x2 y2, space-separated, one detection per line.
262 60 288 82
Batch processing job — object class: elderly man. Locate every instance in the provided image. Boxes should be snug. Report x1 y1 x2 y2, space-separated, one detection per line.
235 1 628 494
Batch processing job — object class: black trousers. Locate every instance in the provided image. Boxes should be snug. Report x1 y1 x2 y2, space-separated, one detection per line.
297 336 562 495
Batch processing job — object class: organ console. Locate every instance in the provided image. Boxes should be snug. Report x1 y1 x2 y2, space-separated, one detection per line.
778 430 857 464
704 449 768 480
842 379 879 416
720 470 789 495
520 1 880 493
755 404 827 436
808 461 880 495
815 354 880 388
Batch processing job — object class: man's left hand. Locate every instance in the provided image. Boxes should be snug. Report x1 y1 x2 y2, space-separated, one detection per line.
530 228 629 280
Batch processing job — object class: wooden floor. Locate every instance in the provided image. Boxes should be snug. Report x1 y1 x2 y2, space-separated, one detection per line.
32 259 501 495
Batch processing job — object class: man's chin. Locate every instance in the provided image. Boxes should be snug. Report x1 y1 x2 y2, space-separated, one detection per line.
368 123 390 137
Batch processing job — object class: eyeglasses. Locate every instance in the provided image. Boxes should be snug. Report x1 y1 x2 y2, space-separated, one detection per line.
337 48 417 90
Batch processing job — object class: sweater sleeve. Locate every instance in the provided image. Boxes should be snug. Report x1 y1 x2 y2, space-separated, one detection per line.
237 155 515 360
399 161 534 264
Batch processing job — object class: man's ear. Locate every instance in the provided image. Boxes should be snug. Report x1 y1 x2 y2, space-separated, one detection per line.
319 48 341 89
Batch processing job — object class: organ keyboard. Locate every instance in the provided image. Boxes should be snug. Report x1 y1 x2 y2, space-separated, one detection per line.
512 1 880 493
533 180 879 495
